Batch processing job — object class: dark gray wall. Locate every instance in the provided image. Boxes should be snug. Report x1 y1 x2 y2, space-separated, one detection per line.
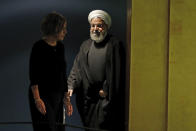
0 0 126 131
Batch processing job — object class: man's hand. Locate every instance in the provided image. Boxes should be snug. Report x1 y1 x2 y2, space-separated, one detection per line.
35 98 46 115
68 89 73 96
99 89 107 98
64 92 73 116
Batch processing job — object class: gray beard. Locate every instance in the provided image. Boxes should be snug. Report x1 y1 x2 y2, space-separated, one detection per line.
90 31 107 43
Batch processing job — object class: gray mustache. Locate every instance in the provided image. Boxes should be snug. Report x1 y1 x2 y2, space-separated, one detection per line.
93 30 101 36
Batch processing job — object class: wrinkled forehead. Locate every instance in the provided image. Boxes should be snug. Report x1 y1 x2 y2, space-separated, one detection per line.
90 17 105 24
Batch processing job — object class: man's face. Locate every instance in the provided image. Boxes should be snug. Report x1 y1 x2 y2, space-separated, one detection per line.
90 17 107 43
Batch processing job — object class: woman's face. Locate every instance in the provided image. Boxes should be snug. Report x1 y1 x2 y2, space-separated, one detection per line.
56 22 67 41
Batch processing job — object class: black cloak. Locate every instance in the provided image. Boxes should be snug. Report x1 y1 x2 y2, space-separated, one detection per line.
68 35 125 131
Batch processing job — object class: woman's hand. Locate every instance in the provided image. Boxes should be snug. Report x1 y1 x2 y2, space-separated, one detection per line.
31 85 46 115
35 98 46 115
64 92 73 116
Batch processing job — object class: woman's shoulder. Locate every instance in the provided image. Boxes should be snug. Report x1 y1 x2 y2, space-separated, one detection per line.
31 39 47 52
33 39 47 48
57 41 64 47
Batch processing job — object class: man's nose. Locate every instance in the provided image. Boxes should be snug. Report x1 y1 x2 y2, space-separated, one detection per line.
94 25 99 30
94 30 99 34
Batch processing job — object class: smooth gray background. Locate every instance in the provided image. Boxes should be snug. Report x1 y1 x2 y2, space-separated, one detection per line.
0 0 126 130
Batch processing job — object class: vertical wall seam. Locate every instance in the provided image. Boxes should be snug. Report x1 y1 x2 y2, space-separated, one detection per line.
126 0 132 130
166 0 171 130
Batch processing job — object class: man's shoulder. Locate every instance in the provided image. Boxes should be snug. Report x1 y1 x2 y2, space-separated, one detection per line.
108 35 122 47
80 38 92 49
109 35 118 41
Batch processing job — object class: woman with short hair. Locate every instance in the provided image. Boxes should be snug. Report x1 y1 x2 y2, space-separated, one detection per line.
29 12 73 131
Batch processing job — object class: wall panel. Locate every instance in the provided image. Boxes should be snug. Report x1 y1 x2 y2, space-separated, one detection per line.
168 0 196 131
129 0 169 130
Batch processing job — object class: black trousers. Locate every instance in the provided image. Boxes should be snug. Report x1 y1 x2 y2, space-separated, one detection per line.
29 89 65 131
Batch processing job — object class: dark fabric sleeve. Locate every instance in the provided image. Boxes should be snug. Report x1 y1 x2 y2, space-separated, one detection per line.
113 41 125 97
107 40 123 101
29 44 41 86
67 47 83 91
110 40 126 130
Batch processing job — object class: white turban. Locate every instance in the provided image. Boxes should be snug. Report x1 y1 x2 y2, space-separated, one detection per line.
88 10 112 29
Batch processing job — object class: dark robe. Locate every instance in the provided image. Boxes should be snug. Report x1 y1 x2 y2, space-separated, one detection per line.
68 35 125 131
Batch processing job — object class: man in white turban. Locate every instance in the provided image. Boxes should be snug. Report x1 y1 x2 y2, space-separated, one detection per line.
68 9 125 131
88 10 112 29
